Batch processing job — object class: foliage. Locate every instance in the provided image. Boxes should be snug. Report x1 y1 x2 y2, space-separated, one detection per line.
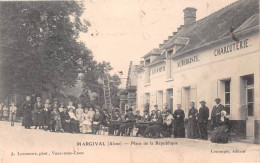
0 1 92 100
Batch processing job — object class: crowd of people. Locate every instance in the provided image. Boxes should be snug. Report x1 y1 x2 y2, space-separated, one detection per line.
0 95 231 144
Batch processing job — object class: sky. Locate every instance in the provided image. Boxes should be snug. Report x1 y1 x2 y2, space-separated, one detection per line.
79 0 238 86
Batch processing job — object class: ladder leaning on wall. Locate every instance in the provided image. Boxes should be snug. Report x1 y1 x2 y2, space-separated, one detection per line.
98 74 112 110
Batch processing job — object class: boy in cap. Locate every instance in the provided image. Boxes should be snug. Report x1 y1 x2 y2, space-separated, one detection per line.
198 100 209 140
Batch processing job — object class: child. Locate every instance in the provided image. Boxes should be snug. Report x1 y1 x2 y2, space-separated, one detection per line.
9 102 17 122
50 107 63 132
2 105 9 121
67 101 75 113
76 103 84 122
42 103 51 131
88 107 95 121
59 103 64 113
80 108 92 134
68 108 79 133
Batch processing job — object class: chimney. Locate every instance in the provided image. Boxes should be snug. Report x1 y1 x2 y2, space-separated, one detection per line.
183 7 197 27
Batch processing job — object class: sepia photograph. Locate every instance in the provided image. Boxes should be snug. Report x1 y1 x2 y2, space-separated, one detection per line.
0 0 259 162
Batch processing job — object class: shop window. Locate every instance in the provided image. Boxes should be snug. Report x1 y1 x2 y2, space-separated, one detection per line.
157 91 163 110
245 75 254 116
182 87 191 113
224 80 231 115
166 88 173 112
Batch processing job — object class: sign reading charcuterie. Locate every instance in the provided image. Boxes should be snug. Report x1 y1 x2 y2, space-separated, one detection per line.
214 39 250 56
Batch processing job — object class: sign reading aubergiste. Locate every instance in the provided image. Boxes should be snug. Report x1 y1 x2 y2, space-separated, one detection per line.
214 39 250 56
177 55 199 67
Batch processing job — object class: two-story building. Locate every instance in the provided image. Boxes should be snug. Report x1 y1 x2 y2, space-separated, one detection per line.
135 0 259 142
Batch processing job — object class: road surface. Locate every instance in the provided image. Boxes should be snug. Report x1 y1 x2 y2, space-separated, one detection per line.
0 121 259 163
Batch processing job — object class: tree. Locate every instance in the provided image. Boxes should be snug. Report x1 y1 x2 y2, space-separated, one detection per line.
81 61 121 109
0 1 93 101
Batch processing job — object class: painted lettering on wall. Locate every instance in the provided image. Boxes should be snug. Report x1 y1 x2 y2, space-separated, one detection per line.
214 39 250 56
177 55 199 67
151 66 165 75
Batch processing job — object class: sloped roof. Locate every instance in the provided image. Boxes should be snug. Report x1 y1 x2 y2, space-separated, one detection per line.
165 0 259 58
148 53 166 66
142 48 163 58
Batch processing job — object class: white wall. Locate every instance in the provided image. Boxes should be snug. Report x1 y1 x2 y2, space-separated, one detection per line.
172 34 260 121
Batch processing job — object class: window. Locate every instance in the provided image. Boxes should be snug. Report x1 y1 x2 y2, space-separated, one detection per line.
224 80 231 115
182 87 191 113
246 75 254 116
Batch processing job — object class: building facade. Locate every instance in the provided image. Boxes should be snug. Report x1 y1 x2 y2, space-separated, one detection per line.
135 0 260 142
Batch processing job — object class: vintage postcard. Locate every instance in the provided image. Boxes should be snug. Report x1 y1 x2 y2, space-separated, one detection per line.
0 0 259 162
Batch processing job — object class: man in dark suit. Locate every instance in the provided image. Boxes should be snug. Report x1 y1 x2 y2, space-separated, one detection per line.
211 98 225 129
198 100 209 140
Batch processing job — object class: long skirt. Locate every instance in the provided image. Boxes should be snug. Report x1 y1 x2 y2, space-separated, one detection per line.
23 112 33 127
174 121 185 138
210 125 229 143
187 119 199 139
33 112 43 126
80 120 92 133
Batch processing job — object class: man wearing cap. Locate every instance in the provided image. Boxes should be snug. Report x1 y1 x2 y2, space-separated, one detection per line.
211 98 225 129
33 97 43 129
198 100 209 140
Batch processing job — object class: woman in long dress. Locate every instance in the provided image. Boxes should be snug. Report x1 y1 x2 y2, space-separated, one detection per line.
210 110 230 143
187 102 199 139
80 108 92 134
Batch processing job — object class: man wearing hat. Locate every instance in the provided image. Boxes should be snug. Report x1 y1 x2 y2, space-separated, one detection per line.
211 98 225 129
198 100 209 140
